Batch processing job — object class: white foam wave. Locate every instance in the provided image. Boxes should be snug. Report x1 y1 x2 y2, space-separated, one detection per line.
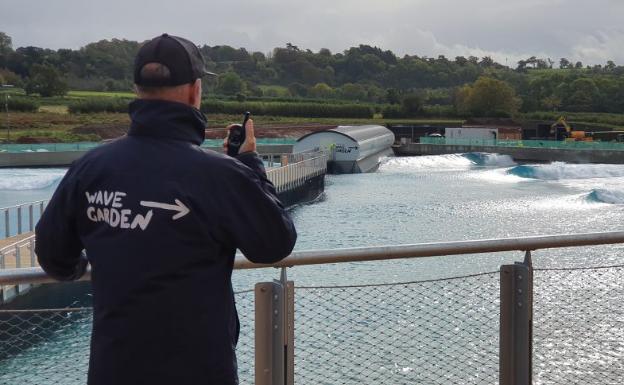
588 188 624 204
0 169 66 190
477 153 516 167
468 168 526 184
509 162 624 180
380 154 474 171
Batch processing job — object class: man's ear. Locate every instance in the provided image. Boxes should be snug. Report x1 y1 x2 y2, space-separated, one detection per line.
189 79 202 109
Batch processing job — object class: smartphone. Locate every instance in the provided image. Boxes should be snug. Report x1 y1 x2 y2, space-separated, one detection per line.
227 112 251 157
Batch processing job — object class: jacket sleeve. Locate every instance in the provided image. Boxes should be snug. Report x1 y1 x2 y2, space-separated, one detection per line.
217 152 297 264
35 168 87 281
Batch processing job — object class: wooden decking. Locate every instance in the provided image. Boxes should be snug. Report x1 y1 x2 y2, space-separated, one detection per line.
0 232 36 269
0 232 33 249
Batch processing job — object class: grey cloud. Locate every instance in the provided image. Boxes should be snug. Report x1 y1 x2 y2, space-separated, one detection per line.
1 0 622 64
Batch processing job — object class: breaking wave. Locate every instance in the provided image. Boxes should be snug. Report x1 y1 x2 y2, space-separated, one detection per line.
508 162 624 180
587 188 624 204
463 153 516 167
0 169 66 190
380 153 515 171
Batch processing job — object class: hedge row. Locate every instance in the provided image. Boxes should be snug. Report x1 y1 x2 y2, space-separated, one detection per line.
522 111 624 127
67 97 374 118
5 96 39 112
68 98 131 113
201 100 374 119
382 104 457 119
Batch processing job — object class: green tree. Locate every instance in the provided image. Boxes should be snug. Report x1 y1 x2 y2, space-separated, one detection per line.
0 32 12 67
386 88 401 104
309 83 334 98
401 94 423 115
340 83 366 100
288 82 308 97
454 76 520 117
24 64 68 97
541 96 562 111
559 58 570 69
566 78 600 111
216 72 244 95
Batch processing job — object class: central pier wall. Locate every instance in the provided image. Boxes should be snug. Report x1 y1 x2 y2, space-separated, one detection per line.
393 143 624 164
0 144 294 168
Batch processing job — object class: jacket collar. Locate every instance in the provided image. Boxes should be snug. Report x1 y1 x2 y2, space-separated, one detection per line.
128 99 207 145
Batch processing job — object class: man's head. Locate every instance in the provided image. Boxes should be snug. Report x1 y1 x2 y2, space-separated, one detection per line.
134 34 214 109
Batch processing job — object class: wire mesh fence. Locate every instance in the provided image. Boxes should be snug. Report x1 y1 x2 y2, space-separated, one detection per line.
0 308 91 385
0 290 255 385
293 272 501 385
533 265 624 385
236 290 255 385
0 265 622 384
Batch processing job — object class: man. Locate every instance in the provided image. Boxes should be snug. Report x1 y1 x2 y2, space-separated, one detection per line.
35 34 297 385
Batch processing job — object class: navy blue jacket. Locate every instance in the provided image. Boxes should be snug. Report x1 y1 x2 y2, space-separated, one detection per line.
35 99 297 385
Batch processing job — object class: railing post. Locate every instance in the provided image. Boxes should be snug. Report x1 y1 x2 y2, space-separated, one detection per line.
255 267 294 385
29 238 36 267
17 206 22 234
4 209 9 238
15 246 21 268
28 205 34 232
500 250 533 385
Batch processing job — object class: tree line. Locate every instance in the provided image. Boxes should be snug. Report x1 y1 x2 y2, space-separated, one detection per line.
1 32 624 117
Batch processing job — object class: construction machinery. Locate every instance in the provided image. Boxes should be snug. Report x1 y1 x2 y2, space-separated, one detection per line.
550 116 592 141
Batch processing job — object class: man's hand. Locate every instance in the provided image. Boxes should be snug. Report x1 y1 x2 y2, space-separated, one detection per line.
223 118 257 155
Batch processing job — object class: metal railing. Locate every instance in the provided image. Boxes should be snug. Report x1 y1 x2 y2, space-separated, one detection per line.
1 232 624 384
0 201 47 240
261 150 323 168
0 143 100 153
0 237 36 270
266 154 328 194
420 136 624 151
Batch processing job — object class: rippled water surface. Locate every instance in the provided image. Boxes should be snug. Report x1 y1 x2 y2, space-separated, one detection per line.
1 154 624 384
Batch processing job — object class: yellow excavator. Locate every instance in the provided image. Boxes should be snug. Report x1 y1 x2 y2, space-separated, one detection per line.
551 116 592 142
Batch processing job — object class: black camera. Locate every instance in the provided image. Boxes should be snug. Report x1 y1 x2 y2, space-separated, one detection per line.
227 112 251 157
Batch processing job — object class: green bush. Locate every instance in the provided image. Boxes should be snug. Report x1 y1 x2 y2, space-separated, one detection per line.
382 104 458 119
521 111 624 127
69 98 131 113
201 100 373 119
381 105 405 119
421 105 457 118
5 96 39 112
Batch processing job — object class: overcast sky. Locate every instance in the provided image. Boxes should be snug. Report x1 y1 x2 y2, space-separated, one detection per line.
2 0 623 65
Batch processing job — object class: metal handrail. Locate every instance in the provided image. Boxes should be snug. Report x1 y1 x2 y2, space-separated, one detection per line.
2 231 624 285
266 154 328 193
0 200 48 212
1 199 48 238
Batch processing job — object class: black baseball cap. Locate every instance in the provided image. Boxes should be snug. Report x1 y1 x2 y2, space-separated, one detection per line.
134 33 216 87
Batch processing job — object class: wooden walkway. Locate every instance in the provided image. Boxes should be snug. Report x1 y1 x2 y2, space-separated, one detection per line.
0 232 36 269
0 232 33 249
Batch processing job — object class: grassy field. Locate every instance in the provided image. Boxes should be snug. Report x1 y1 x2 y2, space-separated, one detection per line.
67 90 135 98
0 108 463 143
2 89 623 143
257 85 290 97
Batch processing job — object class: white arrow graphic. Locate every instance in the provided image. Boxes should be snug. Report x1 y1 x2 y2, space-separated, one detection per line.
140 199 190 220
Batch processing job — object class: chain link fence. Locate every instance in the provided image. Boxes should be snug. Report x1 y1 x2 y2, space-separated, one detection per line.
534 265 624 385
0 308 91 385
294 272 500 385
0 265 622 384
0 290 255 385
